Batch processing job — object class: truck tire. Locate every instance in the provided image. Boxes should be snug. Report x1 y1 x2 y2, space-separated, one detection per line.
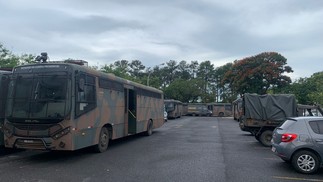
259 130 273 147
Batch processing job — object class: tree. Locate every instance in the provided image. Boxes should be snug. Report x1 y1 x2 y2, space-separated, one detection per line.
197 61 216 102
129 60 145 80
100 60 133 81
286 72 323 105
223 52 293 95
215 62 236 102
164 79 202 103
0 43 20 68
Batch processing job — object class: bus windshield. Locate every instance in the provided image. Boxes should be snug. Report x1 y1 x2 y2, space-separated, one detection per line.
6 72 71 122
165 103 174 112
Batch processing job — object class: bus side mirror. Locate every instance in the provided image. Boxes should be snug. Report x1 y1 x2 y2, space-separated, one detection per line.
78 78 85 92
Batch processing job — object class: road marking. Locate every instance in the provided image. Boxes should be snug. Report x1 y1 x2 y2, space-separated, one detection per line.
211 126 217 128
273 176 323 182
173 125 183 128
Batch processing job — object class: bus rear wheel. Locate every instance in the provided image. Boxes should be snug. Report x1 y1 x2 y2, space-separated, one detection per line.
145 120 153 136
94 127 110 153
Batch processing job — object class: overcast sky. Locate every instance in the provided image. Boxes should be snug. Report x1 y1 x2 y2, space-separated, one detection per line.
1 0 322 80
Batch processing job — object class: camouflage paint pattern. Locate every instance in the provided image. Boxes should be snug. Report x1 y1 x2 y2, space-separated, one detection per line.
4 63 164 151
164 99 183 119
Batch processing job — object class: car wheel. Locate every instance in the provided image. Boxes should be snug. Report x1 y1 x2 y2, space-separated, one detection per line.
292 150 319 174
259 130 273 147
94 127 109 153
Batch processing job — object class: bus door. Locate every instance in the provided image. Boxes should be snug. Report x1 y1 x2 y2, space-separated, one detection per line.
125 88 137 134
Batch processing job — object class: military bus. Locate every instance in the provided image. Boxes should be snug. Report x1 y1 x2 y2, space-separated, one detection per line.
207 103 232 117
164 99 183 119
0 70 11 146
3 62 164 152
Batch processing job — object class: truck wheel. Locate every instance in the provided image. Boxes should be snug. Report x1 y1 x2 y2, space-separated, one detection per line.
94 127 109 153
292 150 319 174
259 130 273 147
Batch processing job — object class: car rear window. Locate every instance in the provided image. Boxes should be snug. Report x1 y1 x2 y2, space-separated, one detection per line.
309 120 323 134
279 119 296 129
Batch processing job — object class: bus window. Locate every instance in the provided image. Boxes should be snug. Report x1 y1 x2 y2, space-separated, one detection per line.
76 73 96 117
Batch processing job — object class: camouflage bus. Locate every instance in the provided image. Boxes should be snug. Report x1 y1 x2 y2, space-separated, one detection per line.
3 63 164 152
164 99 183 119
0 70 10 146
207 103 232 117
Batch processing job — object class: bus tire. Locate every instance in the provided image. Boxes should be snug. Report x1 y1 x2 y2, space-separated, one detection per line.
259 130 273 147
145 120 153 136
219 112 224 117
94 127 109 153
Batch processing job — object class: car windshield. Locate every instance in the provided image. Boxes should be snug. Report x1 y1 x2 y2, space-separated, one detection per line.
6 72 71 121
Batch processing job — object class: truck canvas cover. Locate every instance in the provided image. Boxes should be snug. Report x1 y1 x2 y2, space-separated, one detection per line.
244 94 297 121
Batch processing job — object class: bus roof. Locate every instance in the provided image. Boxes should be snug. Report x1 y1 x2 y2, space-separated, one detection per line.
13 62 163 94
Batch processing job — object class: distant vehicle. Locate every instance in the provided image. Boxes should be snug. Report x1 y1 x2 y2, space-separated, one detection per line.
232 98 242 121
271 117 323 174
186 103 212 116
3 62 164 152
164 99 183 119
207 103 232 117
164 106 168 122
0 70 11 147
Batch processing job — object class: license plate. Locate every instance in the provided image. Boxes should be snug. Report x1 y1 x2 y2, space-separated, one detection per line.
23 140 34 143
271 146 276 152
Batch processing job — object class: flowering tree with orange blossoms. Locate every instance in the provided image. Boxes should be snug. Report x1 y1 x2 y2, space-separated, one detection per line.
223 52 293 95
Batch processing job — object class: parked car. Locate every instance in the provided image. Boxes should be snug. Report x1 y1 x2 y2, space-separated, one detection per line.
164 107 168 122
271 116 323 174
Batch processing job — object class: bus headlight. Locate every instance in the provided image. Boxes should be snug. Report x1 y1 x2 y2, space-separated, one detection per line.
51 127 71 140
2 123 14 138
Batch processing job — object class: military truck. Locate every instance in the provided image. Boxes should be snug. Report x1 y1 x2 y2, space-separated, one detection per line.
237 93 323 147
238 94 297 147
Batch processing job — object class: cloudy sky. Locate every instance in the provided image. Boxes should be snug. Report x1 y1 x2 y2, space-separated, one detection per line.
1 0 322 80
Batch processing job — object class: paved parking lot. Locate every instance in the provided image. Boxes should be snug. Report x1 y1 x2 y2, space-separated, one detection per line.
1 116 323 182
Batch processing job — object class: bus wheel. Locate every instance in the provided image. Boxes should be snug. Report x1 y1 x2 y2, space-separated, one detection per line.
145 120 153 136
219 112 224 117
94 127 109 153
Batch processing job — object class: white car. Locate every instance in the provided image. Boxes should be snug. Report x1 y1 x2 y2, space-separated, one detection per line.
164 109 168 122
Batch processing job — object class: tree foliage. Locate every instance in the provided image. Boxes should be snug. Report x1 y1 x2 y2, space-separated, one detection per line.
223 52 293 95
0 43 36 68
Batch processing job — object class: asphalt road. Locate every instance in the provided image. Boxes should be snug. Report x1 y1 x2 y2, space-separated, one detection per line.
1 117 323 182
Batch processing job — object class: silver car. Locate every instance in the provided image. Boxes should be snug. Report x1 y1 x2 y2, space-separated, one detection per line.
271 116 323 174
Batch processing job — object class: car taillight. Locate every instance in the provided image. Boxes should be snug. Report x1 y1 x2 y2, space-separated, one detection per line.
281 133 298 142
